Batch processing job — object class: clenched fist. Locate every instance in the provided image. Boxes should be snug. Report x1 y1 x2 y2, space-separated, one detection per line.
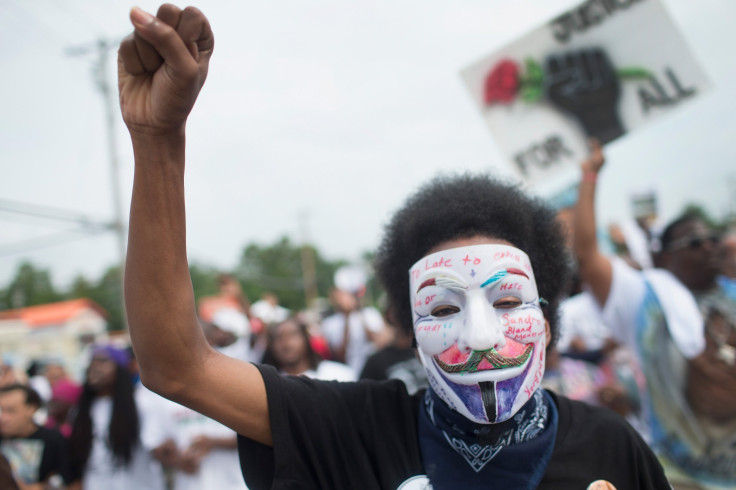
118 4 214 137
545 49 623 145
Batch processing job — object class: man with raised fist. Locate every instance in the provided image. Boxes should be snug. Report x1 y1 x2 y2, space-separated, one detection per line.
119 6 668 489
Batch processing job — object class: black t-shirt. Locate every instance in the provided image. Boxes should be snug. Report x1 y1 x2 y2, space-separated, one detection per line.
360 346 428 394
0 453 20 490
0 426 71 485
238 364 669 489
360 346 418 381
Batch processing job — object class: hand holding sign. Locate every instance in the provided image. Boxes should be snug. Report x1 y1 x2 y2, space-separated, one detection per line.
545 49 624 145
581 138 605 174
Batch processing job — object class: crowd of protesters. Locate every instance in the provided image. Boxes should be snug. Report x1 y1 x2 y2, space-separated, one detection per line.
3 129 735 490
2 4 736 489
0 270 429 489
2 168 734 490
1 267 394 489
5 174 733 489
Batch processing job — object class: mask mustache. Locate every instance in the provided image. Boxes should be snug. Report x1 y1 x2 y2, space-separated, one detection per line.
435 344 533 374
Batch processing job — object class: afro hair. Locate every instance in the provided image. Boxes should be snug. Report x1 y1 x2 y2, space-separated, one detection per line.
374 173 571 347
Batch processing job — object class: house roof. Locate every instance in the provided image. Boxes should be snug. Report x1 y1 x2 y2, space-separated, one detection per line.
0 298 108 328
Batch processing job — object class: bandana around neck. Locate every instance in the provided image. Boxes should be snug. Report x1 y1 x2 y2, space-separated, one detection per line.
418 387 558 489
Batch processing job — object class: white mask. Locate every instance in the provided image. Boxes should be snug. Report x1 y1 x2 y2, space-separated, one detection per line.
409 244 547 424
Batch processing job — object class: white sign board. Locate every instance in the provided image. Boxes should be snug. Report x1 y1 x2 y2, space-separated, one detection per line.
461 0 710 187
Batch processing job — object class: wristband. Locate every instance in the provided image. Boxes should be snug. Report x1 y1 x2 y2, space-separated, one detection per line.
582 172 598 183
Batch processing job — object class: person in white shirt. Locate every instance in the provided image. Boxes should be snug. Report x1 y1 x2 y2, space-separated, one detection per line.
68 345 169 490
250 293 290 326
157 400 248 490
263 317 356 382
321 288 385 374
209 308 252 362
574 139 736 489
156 320 251 490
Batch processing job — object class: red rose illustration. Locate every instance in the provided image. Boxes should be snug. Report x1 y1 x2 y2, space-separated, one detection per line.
484 59 519 105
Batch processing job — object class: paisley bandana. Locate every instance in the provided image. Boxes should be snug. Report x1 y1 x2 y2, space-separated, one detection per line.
418 388 558 489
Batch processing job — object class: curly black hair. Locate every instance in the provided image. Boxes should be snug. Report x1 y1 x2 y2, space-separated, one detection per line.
374 173 571 347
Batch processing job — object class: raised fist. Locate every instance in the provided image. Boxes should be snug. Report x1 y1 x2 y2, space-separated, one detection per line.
118 4 214 137
545 49 624 145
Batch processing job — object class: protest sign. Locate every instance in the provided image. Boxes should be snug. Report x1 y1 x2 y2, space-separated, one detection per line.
461 0 710 188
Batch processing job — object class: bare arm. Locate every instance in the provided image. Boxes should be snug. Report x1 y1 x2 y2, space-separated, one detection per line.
573 139 613 307
14 480 40 490
119 5 270 445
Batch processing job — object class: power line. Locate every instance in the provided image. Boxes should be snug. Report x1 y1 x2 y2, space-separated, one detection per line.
0 214 103 234
0 199 113 229
0 228 108 258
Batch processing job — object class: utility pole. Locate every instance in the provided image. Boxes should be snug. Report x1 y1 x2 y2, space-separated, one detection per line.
67 39 128 328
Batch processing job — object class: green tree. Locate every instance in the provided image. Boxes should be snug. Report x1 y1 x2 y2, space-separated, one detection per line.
189 263 223 302
65 264 223 331
64 266 124 332
236 236 347 311
89 267 124 332
679 203 724 231
1 262 61 309
361 250 384 309
69 274 95 299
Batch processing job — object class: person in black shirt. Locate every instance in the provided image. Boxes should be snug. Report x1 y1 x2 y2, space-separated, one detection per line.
0 384 70 488
360 317 428 395
0 453 20 490
118 5 669 489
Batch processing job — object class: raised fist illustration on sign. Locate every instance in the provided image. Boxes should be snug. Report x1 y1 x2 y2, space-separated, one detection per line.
545 49 624 145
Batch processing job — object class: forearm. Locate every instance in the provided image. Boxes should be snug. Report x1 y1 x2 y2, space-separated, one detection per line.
573 171 613 305
125 129 211 394
573 173 600 266
15 480 41 490
117 4 271 447
333 317 350 363
204 435 238 450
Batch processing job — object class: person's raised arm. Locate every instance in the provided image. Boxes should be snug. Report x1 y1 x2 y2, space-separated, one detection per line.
119 4 270 445
573 139 613 306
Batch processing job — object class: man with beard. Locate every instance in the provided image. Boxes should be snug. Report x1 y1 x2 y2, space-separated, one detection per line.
574 140 736 489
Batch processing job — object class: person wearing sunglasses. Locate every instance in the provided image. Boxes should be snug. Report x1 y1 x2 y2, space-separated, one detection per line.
574 140 736 490
663 232 720 253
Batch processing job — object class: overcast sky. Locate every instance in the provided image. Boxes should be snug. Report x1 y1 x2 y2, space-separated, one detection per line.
1 0 735 291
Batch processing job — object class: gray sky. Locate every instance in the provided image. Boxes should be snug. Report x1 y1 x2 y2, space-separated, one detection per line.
1 0 735 291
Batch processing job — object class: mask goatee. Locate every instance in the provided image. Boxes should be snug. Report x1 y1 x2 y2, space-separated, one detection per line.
479 381 497 423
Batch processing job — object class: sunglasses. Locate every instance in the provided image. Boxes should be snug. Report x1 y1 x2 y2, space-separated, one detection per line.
665 233 720 252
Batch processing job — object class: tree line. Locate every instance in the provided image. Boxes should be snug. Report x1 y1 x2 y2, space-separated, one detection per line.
0 236 378 332
2 203 728 331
